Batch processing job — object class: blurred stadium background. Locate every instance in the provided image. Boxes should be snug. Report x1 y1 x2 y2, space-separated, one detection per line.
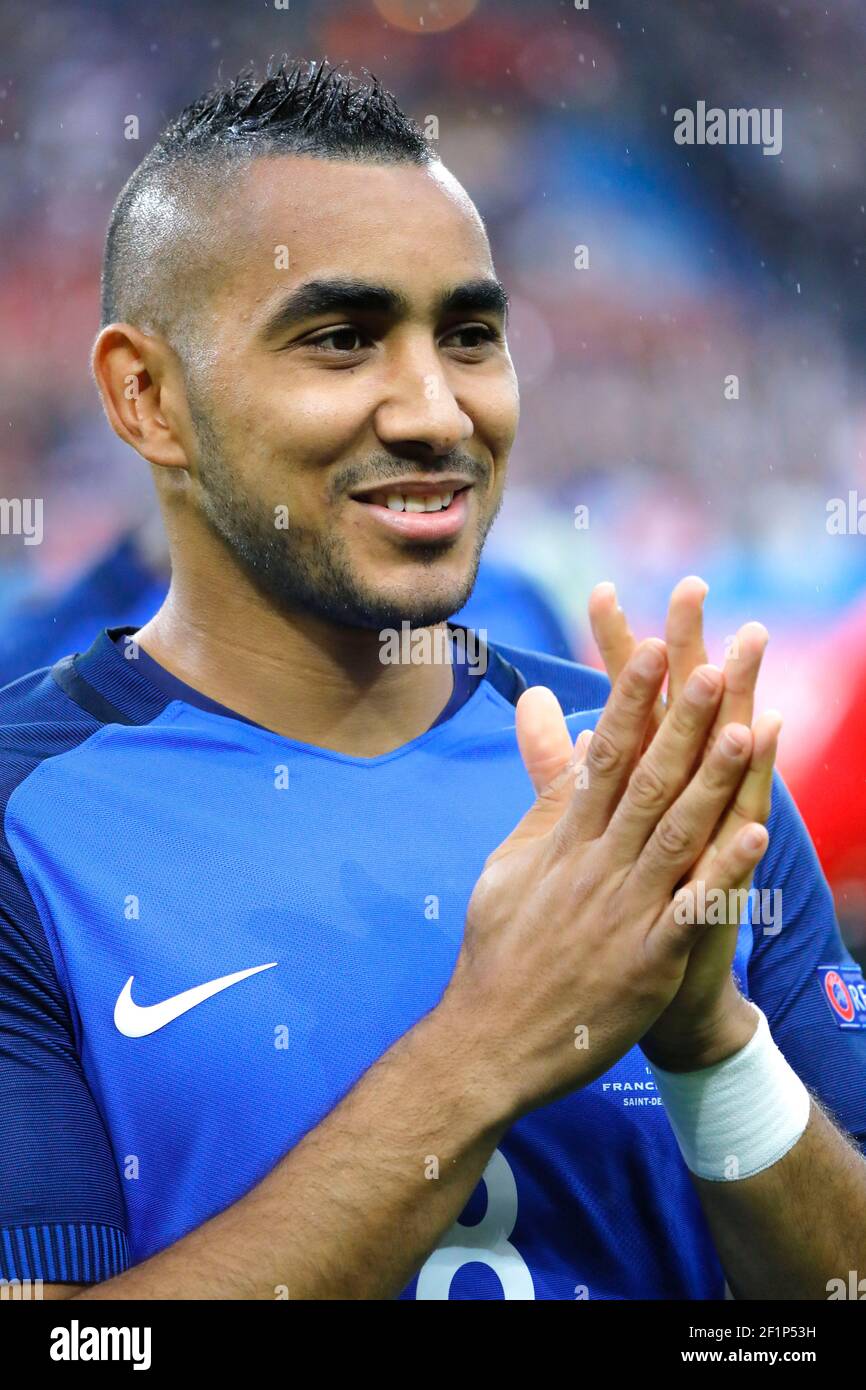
0 0 863 953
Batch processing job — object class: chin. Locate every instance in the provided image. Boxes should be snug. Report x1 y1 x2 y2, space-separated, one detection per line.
353 577 474 631
367 597 468 631
376 563 477 618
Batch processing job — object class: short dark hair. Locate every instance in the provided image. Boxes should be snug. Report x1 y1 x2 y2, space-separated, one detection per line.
101 59 432 341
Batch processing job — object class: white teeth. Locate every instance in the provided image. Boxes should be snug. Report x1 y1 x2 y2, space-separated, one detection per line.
377 490 456 512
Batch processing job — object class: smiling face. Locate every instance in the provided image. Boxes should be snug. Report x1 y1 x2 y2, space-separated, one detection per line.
172 154 519 631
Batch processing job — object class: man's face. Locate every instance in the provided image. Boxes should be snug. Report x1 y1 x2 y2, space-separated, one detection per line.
180 155 519 631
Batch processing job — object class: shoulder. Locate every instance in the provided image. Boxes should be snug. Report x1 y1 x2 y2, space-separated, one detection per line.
0 659 98 736
0 661 106 981
0 662 106 811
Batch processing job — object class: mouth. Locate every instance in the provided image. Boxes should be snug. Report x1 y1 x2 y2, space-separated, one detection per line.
348 478 475 542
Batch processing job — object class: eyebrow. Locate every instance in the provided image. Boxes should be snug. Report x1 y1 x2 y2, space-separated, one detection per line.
259 275 510 340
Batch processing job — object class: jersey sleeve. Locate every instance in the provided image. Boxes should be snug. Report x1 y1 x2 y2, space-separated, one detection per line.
747 770 866 1148
0 895 130 1283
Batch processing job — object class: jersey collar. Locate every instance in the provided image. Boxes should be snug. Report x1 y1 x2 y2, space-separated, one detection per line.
51 624 526 731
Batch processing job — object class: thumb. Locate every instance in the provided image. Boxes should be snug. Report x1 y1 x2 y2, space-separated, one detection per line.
486 689 591 865
516 686 576 794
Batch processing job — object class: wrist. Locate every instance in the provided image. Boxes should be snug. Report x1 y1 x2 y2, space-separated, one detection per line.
419 990 519 1135
645 1004 812 1182
641 987 758 1073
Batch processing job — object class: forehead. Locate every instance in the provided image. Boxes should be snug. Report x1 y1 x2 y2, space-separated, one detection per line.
208 155 494 319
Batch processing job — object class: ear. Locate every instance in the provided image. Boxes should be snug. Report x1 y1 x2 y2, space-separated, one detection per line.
91 323 191 471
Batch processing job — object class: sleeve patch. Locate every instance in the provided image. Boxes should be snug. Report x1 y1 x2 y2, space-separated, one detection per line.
817 966 866 1029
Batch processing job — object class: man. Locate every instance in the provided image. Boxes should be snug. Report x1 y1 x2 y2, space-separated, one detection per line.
1 61 865 1301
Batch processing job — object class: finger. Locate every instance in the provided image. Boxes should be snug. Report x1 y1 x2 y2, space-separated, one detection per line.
629 721 753 895
650 821 770 963
706 622 768 755
588 582 637 685
555 638 667 847
693 709 781 880
664 576 709 706
492 725 593 860
589 581 666 740
516 685 576 796
601 663 725 863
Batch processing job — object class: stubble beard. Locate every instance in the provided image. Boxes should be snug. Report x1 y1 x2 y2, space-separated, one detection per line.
190 405 498 632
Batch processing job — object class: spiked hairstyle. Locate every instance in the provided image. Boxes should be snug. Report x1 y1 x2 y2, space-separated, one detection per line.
100 60 432 346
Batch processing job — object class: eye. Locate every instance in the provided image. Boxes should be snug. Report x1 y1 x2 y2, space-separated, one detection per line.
306 327 369 353
441 324 501 352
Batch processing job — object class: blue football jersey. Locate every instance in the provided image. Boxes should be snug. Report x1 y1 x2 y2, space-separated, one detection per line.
1 626 864 1298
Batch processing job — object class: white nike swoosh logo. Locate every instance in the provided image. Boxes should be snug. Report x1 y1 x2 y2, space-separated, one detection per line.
114 962 278 1037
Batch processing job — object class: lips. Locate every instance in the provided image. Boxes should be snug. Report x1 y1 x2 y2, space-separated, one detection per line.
350 483 472 541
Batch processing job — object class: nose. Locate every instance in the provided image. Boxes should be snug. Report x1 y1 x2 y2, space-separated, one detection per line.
373 339 474 457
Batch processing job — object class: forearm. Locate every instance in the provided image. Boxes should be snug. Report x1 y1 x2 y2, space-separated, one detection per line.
74 1001 510 1300
694 1100 866 1300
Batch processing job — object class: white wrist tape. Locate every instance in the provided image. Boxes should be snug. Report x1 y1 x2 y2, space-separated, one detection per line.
647 1004 811 1181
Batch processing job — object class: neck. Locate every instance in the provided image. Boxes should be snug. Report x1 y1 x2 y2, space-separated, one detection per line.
132 569 456 759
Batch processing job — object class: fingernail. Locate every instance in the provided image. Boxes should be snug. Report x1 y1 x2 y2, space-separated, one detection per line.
634 641 665 677
687 575 709 600
686 665 722 701
595 581 616 601
743 825 767 851
720 725 749 757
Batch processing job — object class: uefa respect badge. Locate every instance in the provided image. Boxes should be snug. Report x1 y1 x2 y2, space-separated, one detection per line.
817 966 866 1030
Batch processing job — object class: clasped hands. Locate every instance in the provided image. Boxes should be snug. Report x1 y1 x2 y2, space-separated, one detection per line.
448 576 782 1118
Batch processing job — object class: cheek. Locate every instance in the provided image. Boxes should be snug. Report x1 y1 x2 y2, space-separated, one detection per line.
211 374 364 490
475 370 520 462
261 379 377 481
